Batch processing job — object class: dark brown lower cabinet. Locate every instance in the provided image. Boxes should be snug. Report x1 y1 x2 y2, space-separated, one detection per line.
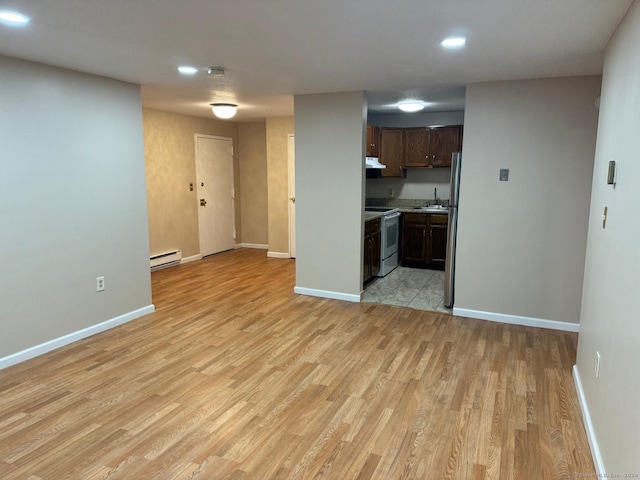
401 213 448 269
363 218 381 284
428 214 448 265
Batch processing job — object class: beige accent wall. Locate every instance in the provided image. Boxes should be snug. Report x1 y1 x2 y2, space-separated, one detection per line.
266 117 294 255
576 0 640 473
238 122 268 245
142 109 240 258
294 92 366 298
0 56 152 358
456 76 601 324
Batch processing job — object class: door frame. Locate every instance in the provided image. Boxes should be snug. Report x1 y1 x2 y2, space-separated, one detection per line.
287 134 295 258
194 134 236 257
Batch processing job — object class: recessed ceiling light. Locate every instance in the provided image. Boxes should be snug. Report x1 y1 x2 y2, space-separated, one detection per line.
178 66 198 75
0 10 29 24
441 37 466 48
398 102 425 113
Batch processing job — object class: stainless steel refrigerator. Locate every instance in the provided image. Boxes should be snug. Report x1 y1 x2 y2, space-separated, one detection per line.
444 152 462 308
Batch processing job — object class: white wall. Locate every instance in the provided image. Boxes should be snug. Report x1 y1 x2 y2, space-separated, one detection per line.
575 0 640 473
366 168 451 201
294 92 366 300
0 56 153 361
455 76 601 326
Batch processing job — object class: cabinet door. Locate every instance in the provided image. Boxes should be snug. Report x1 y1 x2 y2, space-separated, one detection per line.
363 230 371 282
429 126 462 167
402 223 427 263
427 214 448 266
428 224 448 264
380 128 404 177
370 228 381 277
403 128 430 167
366 125 380 157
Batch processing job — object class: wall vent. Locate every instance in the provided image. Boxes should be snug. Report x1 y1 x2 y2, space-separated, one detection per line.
150 250 182 271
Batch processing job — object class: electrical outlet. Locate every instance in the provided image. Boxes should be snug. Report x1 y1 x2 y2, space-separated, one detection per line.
388 188 394 197
96 276 105 292
595 351 601 379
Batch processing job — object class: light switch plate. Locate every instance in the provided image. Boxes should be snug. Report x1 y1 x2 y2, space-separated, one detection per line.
607 161 617 185
499 169 509 181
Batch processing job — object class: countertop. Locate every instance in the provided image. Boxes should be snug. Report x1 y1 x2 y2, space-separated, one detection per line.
364 211 384 221
364 207 448 223
397 207 449 215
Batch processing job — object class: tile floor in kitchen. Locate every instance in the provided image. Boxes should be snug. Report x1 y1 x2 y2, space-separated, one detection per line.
362 266 452 314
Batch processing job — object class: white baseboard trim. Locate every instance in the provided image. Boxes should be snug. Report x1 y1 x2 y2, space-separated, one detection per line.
181 254 202 264
236 243 268 250
0 305 155 371
294 286 360 303
573 365 605 475
267 251 291 259
452 308 580 332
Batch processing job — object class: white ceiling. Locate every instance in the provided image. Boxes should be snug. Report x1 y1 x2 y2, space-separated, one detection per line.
0 0 633 121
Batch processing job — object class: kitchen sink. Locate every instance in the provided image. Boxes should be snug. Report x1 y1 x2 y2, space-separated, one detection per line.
412 206 449 212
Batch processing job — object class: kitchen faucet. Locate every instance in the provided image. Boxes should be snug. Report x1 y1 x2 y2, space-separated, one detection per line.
434 187 438 205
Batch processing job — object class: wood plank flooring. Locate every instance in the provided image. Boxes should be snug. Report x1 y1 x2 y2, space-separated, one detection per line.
0 249 595 479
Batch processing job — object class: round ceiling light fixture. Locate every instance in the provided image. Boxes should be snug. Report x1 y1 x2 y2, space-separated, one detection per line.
398 102 425 113
0 10 30 24
440 37 466 48
211 103 238 119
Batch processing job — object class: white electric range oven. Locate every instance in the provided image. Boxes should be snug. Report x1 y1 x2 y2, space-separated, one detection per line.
364 207 400 276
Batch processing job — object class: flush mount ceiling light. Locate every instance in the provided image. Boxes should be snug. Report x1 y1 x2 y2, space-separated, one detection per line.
0 10 30 24
398 102 425 113
177 66 198 75
441 37 466 48
211 103 237 119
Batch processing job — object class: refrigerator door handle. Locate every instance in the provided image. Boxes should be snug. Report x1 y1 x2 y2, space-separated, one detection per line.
444 152 462 308
444 207 458 308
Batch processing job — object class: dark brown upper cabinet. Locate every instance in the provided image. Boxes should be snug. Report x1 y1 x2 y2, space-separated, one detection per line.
379 128 404 177
366 125 381 158
403 125 463 168
403 128 431 167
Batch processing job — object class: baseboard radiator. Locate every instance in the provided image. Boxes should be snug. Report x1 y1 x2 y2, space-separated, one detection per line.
150 250 182 271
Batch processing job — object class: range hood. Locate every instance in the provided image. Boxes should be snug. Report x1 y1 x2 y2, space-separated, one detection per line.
365 156 386 169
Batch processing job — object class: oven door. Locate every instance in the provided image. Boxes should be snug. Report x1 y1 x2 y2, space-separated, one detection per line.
381 212 400 259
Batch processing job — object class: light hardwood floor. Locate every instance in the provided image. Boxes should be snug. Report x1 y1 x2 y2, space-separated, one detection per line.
0 249 594 479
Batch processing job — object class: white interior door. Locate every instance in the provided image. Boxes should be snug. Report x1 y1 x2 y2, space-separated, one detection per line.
195 135 235 257
288 134 296 258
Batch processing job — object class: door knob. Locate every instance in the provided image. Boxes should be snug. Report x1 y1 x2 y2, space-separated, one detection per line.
290 196 296 203
200 198 207 207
